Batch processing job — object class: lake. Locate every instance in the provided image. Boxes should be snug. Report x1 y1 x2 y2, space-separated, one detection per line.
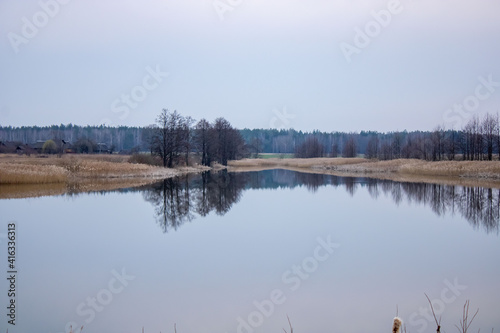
0 169 499 333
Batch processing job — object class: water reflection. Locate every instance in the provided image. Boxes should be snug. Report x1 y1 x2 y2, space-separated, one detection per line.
141 169 500 234
365 181 500 233
142 171 247 232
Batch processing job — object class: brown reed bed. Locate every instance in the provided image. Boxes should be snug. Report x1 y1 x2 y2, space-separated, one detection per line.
0 154 209 198
228 158 500 188
228 157 500 177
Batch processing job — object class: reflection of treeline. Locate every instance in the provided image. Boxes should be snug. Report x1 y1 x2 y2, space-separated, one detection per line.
140 169 499 234
266 171 500 233
364 180 500 234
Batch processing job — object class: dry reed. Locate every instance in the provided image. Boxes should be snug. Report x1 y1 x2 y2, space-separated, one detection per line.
0 163 68 184
229 157 500 180
392 317 402 333
0 154 207 185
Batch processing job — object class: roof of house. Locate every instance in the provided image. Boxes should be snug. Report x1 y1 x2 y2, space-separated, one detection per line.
31 141 46 149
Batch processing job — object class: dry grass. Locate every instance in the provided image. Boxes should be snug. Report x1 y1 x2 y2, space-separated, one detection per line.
399 159 500 178
0 163 69 184
228 157 500 188
0 154 208 187
229 157 500 178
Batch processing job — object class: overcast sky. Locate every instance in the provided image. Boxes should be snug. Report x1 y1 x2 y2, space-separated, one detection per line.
1 0 499 132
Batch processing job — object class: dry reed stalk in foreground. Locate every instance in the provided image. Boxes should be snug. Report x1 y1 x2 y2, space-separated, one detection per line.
425 293 441 333
456 300 479 333
282 315 293 333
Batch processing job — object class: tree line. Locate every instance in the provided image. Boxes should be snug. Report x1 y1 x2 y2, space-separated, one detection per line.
264 113 500 161
2 112 500 162
0 110 247 166
0 124 147 153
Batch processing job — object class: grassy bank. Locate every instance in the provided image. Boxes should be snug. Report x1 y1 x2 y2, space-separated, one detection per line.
0 154 209 198
228 157 500 188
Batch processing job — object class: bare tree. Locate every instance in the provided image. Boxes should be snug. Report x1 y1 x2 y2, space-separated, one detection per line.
181 116 195 166
497 112 500 160
380 141 392 160
365 136 379 159
295 137 324 158
151 109 186 168
461 121 473 160
331 141 339 158
482 113 497 161
472 115 485 160
431 126 446 161
392 132 403 159
342 137 357 158
212 117 245 165
194 119 213 166
462 115 486 161
213 117 231 166
445 129 458 160
249 137 263 157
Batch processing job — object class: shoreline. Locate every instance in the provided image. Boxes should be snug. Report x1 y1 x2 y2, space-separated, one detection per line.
2 155 500 199
228 158 500 189
0 154 210 199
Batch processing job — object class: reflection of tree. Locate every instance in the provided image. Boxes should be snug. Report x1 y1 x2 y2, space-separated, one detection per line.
390 183 402 206
142 176 195 232
369 181 500 234
142 169 500 234
143 171 247 232
203 170 246 215
457 187 500 233
366 178 380 199
295 173 329 192
343 177 357 197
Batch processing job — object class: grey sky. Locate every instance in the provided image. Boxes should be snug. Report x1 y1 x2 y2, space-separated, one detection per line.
1 0 499 132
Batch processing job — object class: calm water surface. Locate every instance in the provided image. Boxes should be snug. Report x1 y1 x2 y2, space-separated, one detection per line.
0 170 499 333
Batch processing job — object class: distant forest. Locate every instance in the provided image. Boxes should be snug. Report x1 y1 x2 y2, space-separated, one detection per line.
1 112 500 161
